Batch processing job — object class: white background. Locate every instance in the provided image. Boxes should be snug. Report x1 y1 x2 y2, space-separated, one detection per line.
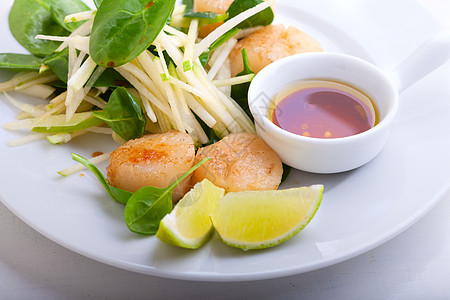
1 194 449 299
1 0 450 299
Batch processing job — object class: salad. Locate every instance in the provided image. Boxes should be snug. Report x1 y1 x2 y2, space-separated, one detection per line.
0 0 323 250
0 0 273 163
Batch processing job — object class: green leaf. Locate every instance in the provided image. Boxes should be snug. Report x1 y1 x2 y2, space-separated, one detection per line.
123 187 173 235
90 0 176 68
182 0 227 24
198 27 240 66
94 69 130 88
280 163 292 184
0 53 43 72
9 0 70 57
93 0 103 8
71 153 132 204
50 0 91 32
94 87 146 141
70 154 210 235
43 48 70 82
226 0 274 29
181 0 195 14
192 113 220 147
124 157 210 235
231 48 254 120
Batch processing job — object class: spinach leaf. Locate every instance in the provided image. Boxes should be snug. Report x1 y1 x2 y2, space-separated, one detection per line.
193 114 221 147
94 69 130 88
71 153 132 204
43 48 129 86
182 0 215 18
90 0 176 68
0 53 43 72
9 0 70 57
93 0 102 8
199 27 240 66
182 0 227 25
280 163 292 184
94 87 146 141
123 188 173 235
72 154 209 235
124 157 210 235
202 126 221 147
226 0 274 29
50 0 91 32
43 48 70 82
231 48 254 119
181 0 194 12
196 0 273 65
151 45 176 69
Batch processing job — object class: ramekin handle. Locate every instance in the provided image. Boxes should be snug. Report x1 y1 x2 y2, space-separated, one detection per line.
390 31 450 93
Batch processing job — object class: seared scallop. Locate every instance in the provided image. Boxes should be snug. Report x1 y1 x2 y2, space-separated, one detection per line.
229 24 323 76
107 130 195 202
192 133 283 192
194 0 274 37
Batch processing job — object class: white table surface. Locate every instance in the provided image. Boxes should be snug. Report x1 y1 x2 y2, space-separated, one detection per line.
2 1 450 299
1 192 449 300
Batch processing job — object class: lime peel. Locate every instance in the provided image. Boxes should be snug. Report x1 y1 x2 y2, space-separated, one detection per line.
211 184 324 251
156 179 225 249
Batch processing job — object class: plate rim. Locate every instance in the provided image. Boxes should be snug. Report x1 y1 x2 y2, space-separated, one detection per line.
0 0 449 282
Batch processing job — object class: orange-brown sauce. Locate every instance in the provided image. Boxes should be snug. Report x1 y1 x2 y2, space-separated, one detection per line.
92 151 104 158
271 80 376 139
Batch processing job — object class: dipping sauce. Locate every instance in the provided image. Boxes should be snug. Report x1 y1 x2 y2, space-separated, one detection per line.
271 80 377 138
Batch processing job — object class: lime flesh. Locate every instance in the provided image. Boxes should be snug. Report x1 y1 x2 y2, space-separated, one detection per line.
211 185 323 251
156 179 225 249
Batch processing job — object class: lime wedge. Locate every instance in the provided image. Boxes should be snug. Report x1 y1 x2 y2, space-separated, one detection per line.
156 179 225 249
211 185 323 251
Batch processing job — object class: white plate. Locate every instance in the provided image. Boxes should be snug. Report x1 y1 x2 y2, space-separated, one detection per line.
1 0 450 282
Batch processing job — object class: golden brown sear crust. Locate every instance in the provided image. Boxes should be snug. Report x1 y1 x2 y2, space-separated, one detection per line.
107 130 195 202
192 133 283 192
229 24 323 76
